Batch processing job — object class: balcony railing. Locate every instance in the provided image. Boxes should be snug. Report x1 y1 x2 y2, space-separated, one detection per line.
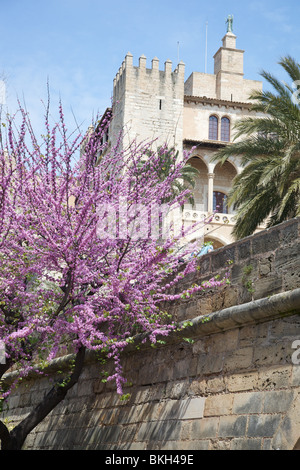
182 210 237 226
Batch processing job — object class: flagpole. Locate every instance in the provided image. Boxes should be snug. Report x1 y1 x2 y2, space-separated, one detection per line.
205 21 208 73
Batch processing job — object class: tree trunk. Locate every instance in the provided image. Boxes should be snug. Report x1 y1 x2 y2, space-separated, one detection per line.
1 346 86 450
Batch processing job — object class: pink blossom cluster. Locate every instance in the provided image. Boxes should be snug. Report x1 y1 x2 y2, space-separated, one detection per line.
0 102 227 400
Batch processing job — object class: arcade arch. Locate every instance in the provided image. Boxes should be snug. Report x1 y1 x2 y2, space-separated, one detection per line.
185 156 238 214
186 156 208 211
213 161 237 213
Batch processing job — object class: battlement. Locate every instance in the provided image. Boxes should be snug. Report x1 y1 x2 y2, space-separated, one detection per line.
113 52 185 94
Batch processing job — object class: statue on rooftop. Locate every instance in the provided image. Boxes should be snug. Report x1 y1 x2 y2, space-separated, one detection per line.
226 14 234 33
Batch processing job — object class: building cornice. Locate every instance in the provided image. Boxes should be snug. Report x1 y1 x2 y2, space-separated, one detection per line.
183 139 228 149
184 95 252 110
213 46 245 58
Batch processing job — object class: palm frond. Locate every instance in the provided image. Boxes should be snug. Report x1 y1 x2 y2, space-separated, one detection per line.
279 56 300 84
211 55 300 238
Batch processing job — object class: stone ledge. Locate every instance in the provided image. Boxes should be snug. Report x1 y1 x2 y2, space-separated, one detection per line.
178 287 300 339
3 288 300 385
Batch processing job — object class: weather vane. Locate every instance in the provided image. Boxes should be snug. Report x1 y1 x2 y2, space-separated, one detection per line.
226 14 234 33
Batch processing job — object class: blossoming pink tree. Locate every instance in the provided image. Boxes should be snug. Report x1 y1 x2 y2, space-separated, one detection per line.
0 101 226 449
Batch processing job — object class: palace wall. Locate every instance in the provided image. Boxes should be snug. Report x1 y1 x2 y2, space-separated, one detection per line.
2 218 300 450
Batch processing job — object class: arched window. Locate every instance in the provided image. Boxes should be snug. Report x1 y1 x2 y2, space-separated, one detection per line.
221 117 230 142
209 115 218 140
213 191 228 214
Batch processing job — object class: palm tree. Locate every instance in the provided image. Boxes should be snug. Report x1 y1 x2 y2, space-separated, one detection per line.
212 56 300 239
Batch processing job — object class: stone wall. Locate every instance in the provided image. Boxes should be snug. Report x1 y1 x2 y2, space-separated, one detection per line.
1 218 300 450
170 216 300 322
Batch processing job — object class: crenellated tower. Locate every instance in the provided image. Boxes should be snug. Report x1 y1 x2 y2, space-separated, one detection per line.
109 52 185 157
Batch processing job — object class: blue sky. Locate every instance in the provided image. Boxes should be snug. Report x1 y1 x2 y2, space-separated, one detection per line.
1 0 300 139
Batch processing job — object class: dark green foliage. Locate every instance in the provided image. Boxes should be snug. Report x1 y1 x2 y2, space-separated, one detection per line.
213 56 300 239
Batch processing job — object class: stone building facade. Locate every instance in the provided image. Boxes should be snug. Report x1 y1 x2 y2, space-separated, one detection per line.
105 26 264 248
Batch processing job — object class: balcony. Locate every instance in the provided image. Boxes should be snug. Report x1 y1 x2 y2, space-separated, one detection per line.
183 210 236 226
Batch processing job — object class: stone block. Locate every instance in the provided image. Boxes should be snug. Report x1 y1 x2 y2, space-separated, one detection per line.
154 397 206 422
191 417 219 439
192 338 207 355
252 228 280 254
77 379 94 397
156 400 181 421
147 383 166 402
253 343 290 367
177 440 210 450
223 347 253 372
230 438 262 450
182 300 198 319
252 274 283 300
231 262 252 284
259 257 273 277
268 315 300 338
291 366 300 386
247 414 282 438
197 352 224 375
5 394 21 410
196 297 213 317
275 242 300 271
180 420 192 440
204 394 233 417
188 378 207 395
198 256 211 275
225 372 259 392
137 420 182 442
18 392 31 408
263 390 294 413
233 391 264 414
272 393 300 450
238 325 258 347
100 424 123 443
179 397 206 420
219 415 247 437
23 432 36 450
212 440 233 450
165 380 189 400
257 366 292 390
222 286 239 309
262 438 273 450
206 376 226 393
281 219 298 244
211 246 236 272
206 329 239 354
283 269 300 290
180 397 206 419
173 357 197 379
236 240 251 261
